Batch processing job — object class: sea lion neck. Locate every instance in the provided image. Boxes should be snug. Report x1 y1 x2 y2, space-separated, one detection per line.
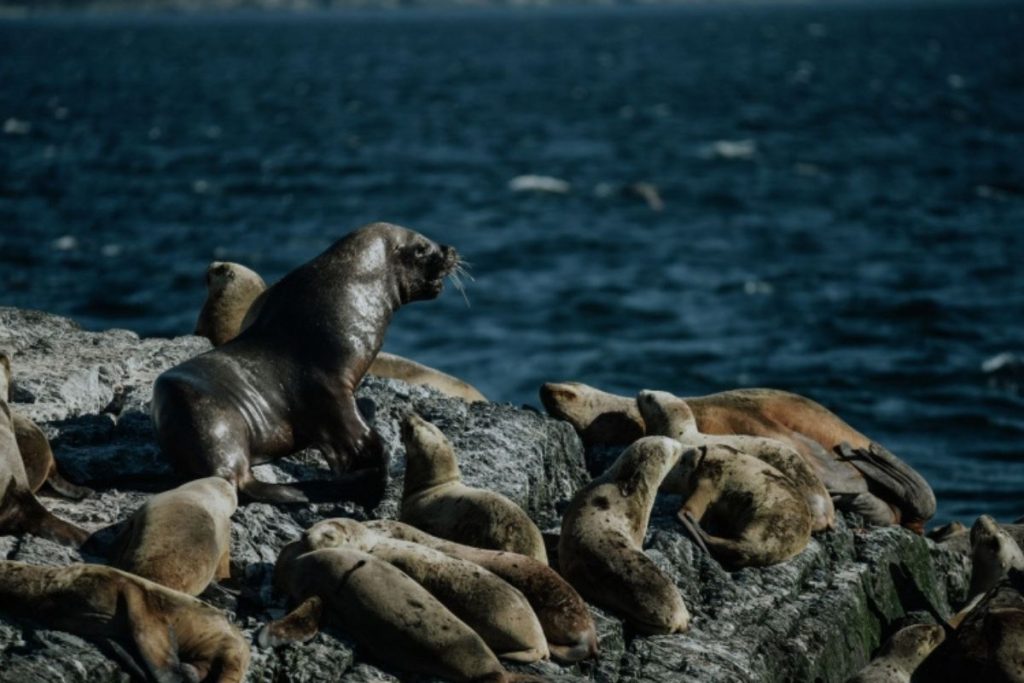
402 436 461 497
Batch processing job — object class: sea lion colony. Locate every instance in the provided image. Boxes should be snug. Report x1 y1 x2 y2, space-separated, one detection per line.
0 222 1013 682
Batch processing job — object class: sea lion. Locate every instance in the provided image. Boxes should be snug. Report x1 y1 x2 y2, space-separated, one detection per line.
928 520 968 544
111 477 238 596
298 518 548 662
261 546 539 683
635 389 832 531
846 623 946 683
637 390 813 568
559 436 690 634
0 561 250 682
152 223 460 504
194 261 267 347
196 261 486 402
541 381 934 532
366 518 598 663
969 515 1024 602
11 412 93 499
399 412 547 563
0 398 89 547
939 570 1024 683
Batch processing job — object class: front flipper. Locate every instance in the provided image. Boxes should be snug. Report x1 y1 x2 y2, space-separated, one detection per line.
836 441 936 531
676 510 711 556
257 597 324 648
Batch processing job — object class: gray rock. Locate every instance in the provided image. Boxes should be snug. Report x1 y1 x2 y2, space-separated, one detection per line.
0 308 972 682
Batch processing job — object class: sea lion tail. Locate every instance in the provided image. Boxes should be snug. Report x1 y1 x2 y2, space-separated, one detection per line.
836 441 936 530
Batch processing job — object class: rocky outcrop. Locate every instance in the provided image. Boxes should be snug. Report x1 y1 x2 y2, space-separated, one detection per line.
0 307 971 682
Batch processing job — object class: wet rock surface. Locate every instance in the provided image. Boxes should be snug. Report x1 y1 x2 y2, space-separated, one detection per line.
0 308 970 682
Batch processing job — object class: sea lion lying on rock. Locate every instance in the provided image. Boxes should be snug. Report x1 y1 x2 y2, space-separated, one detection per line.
0 561 250 682
195 260 486 402
261 545 543 683
400 412 548 563
540 381 935 532
111 477 237 596
298 518 549 663
637 390 813 568
153 223 459 504
846 623 945 683
366 518 599 664
559 436 690 634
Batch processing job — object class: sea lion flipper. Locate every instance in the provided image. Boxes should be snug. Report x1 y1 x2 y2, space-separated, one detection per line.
45 467 94 500
121 587 189 683
836 441 936 530
0 477 90 547
257 597 324 648
676 510 711 556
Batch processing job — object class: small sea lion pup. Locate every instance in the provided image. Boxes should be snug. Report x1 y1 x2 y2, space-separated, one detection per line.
111 477 238 596
0 561 250 682
153 223 460 504
541 382 935 532
846 623 946 683
637 390 814 568
196 261 486 402
367 518 599 663
298 518 548 663
261 546 543 683
400 412 548 563
559 436 690 635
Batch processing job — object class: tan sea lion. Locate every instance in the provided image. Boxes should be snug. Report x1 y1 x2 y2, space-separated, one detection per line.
261 546 540 683
940 570 1024 683
846 623 946 683
0 398 89 547
968 515 1024 602
541 381 935 532
559 436 690 634
366 518 598 663
197 261 486 402
637 390 813 568
400 412 547 563
0 560 250 682
153 223 460 504
194 261 267 347
111 477 237 596
636 389 832 531
299 518 548 662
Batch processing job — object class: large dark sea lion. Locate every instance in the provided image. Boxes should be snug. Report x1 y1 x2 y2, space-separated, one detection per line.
152 223 459 504
0 561 250 682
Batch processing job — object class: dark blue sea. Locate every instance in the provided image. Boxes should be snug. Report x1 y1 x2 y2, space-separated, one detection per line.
1 1 1022 525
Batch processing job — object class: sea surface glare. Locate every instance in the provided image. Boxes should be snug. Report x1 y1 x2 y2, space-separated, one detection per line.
0 2 1022 524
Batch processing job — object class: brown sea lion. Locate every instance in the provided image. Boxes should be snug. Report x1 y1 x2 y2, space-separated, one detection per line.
197 261 486 402
637 390 813 568
261 546 541 683
399 413 547 563
940 570 1024 683
0 398 89 547
299 518 548 663
846 623 945 683
366 518 598 663
540 381 935 532
968 515 1024 603
559 436 690 634
111 477 237 596
0 560 250 682
152 223 460 504
194 261 267 347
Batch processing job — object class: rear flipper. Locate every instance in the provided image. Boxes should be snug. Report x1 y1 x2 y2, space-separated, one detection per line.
257 597 324 648
46 467 94 500
241 467 388 507
835 441 936 531
675 510 782 569
675 510 711 556
0 477 90 547
831 491 897 527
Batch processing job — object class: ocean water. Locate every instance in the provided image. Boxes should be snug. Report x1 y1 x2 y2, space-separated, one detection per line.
1 2 1022 525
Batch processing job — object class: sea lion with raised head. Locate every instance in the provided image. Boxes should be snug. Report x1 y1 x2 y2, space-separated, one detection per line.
969 515 1024 603
153 223 460 504
0 561 250 682
111 477 238 596
261 545 541 683
196 261 487 402
298 518 548 663
846 623 946 683
366 518 599 663
399 413 548 563
637 390 813 568
541 381 934 532
559 436 690 634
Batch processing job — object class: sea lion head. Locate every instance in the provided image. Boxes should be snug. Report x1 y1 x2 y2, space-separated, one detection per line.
635 390 696 440
205 261 265 294
303 518 374 553
610 436 684 499
400 413 460 495
540 381 645 447
970 514 1024 597
347 222 460 305
881 623 946 668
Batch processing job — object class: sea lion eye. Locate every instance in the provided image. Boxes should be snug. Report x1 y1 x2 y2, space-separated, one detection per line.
414 244 428 258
